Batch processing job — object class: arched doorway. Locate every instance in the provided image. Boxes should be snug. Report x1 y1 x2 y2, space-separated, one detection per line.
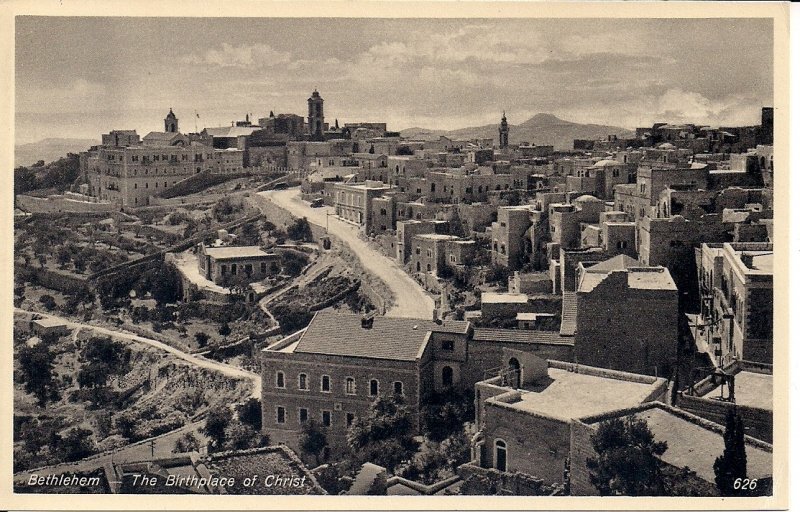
494 439 507 472
508 358 521 389
442 365 453 387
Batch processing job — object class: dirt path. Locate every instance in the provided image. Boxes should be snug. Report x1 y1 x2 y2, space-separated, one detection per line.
15 308 261 399
259 188 435 319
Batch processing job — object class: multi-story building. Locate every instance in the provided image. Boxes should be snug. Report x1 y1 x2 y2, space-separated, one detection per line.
696 242 773 364
490 205 536 269
574 260 678 376
82 110 245 206
331 180 393 229
395 219 449 263
260 311 472 453
408 234 474 276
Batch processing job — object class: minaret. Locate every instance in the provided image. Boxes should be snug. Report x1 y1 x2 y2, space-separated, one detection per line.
165 108 179 133
499 111 509 149
308 89 325 141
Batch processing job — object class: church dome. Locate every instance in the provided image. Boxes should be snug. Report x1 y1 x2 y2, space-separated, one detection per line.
575 194 602 203
592 159 619 167
657 142 676 150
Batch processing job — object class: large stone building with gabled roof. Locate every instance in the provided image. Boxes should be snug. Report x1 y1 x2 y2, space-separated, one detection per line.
260 311 472 453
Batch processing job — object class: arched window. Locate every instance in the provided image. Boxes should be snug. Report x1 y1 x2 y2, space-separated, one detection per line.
495 439 507 472
345 377 356 395
276 371 285 388
321 375 331 392
369 379 379 396
393 381 403 395
442 366 454 387
298 373 308 390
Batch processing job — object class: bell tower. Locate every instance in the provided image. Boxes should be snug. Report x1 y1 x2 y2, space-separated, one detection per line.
164 108 179 133
499 111 509 149
308 89 325 141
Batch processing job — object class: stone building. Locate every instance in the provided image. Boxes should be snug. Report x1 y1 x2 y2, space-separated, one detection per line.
395 219 449 263
490 205 536 269
574 259 679 376
408 234 474 276
260 312 472 453
331 180 392 229
695 242 773 364
471 355 667 488
197 244 280 285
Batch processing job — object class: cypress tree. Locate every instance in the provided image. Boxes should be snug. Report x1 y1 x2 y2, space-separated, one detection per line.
713 407 748 496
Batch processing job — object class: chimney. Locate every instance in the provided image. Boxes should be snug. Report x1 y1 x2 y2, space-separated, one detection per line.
361 313 375 329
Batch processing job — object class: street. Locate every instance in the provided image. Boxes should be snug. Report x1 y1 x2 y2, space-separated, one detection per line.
259 188 435 319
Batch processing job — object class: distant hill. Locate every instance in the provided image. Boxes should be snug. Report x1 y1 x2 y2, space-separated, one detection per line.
400 113 634 150
15 138 98 168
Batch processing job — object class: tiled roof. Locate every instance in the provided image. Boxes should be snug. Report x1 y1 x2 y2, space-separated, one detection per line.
560 292 577 336
473 328 573 345
294 311 469 361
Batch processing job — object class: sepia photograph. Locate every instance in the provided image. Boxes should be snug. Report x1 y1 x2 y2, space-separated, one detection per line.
1 1 791 510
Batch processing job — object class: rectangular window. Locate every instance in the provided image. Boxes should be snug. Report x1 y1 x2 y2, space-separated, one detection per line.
346 413 355 426
261 262 267 273
298 373 308 390
321 375 331 392
276 406 286 424
322 410 331 427
345 378 356 395
276 371 285 388
441 339 455 351
299 408 308 423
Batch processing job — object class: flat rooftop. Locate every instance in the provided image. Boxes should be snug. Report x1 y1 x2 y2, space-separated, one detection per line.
482 292 529 304
701 370 772 411
203 246 272 260
496 367 661 421
32 318 68 328
629 407 772 482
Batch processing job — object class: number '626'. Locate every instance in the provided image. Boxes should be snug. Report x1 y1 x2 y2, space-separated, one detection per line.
734 478 758 490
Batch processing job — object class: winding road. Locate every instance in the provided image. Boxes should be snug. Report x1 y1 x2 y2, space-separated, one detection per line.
15 308 261 399
259 188 435 319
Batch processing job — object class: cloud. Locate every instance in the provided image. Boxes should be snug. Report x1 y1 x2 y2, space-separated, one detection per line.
183 43 291 68
16 78 109 114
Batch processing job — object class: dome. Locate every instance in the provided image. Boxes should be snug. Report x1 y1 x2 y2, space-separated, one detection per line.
592 159 619 167
575 194 602 203
658 142 676 150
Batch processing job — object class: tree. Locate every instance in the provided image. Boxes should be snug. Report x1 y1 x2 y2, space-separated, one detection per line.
39 294 57 311
237 398 262 431
203 405 233 449
77 337 131 389
714 408 748 496
18 342 60 406
194 332 210 348
150 263 182 305
299 419 329 465
287 217 313 242
421 388 474 442
115 413 137 439
586 417 668 496
172 431 201 453
59 427 95 462
238 222 261 246
347 394 418 472
224 421 268 451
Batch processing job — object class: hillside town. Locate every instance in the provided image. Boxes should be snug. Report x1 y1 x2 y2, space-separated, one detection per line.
13 90 774 497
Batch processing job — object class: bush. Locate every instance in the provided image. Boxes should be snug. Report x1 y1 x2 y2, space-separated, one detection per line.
173 431 202 454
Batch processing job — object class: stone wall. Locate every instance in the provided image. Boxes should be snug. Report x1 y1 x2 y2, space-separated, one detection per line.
16 194 117 214
675 393 772 443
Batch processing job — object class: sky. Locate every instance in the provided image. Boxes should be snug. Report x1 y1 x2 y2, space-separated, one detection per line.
15 17 773 144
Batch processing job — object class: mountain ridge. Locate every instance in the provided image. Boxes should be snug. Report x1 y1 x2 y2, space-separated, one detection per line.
400 113 634 150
